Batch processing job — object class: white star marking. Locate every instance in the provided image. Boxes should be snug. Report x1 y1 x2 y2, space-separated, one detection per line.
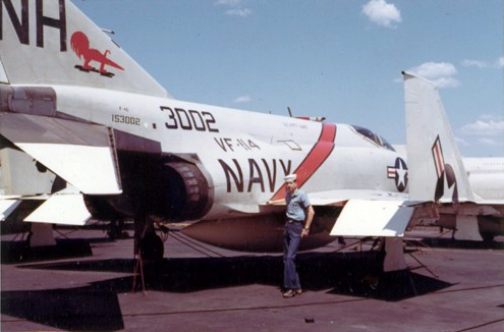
396 162 408 188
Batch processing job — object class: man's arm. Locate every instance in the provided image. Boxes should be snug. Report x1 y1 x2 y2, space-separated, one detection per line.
301 205 315 238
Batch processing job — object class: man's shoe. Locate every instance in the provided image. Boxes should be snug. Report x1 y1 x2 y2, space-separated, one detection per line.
282 289 296 298
295 289 303 295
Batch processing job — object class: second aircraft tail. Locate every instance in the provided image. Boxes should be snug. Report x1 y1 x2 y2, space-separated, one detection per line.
403 72 474 203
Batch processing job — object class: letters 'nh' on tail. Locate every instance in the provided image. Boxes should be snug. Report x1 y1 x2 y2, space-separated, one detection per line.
0 0 169 97
402 71 474 204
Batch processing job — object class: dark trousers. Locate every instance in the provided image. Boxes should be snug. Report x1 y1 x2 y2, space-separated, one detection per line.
283 221 303 290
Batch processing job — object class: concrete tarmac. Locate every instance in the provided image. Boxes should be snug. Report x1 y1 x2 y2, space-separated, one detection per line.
2 226 504 331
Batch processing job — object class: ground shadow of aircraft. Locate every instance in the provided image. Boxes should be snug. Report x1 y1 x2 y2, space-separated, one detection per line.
1 287 124 331
15 250 451 299
2 240 453 331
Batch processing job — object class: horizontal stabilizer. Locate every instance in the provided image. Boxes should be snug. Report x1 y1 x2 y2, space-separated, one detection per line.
0 113 121 195
17 143 120 195
24 194 91 225
330 199 413 237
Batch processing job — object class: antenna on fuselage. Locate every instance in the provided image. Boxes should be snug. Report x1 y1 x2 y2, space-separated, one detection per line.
101 28 115 36
287 106 293 117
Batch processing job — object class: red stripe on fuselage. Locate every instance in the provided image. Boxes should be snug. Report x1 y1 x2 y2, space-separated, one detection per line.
270 123 337 201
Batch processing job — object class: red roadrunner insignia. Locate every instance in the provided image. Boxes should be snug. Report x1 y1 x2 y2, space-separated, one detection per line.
71 31 124 77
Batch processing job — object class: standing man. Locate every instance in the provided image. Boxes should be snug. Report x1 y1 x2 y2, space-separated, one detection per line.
282 173 315 298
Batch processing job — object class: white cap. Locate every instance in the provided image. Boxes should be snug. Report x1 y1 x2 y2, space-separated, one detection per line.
284 174 297 183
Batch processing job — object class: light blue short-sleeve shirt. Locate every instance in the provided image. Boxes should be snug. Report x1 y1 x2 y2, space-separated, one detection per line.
286 190 310 222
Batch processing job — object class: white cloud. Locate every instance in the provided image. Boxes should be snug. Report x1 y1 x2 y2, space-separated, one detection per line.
214 0 252 17
411 62 457 78
362 0 401 28
461 57 504 69
461 59 488 68
408 62 459 88
478 137 501 146
225 8 252 17
458 115 504 150
431 77 460 89
234 95 252 103
215 0 241 5
479 114 502 121
416 76 456 89
454 136 470 147
460 118 504 137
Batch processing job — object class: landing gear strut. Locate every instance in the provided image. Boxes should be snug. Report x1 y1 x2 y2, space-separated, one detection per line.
107 219 126 240
139 229 164 262
132 215 165 292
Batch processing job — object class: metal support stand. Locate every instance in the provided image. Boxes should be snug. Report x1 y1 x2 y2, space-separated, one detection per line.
131 216 149 294
132 254 146 293
407 251 439 278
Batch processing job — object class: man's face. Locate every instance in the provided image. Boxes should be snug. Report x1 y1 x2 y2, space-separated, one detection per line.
286 180 297 193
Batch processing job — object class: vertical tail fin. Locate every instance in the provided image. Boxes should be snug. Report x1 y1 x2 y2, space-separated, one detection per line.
0 0 169 97
403 72 474 203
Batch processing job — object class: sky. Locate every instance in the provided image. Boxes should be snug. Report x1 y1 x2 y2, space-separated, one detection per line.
76 0 503 157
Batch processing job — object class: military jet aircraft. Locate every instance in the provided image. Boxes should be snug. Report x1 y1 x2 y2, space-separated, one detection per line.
0 0 414 267
1 1 501 272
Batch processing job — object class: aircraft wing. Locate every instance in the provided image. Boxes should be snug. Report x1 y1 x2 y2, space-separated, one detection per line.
309 189 407 206
268 189 407 206
310 191 413 237
330 199 413 237
268 189 412 237
0 113 121 195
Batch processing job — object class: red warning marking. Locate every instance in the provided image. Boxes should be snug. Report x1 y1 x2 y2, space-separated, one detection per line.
432 136 445 179
270 123 337 201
